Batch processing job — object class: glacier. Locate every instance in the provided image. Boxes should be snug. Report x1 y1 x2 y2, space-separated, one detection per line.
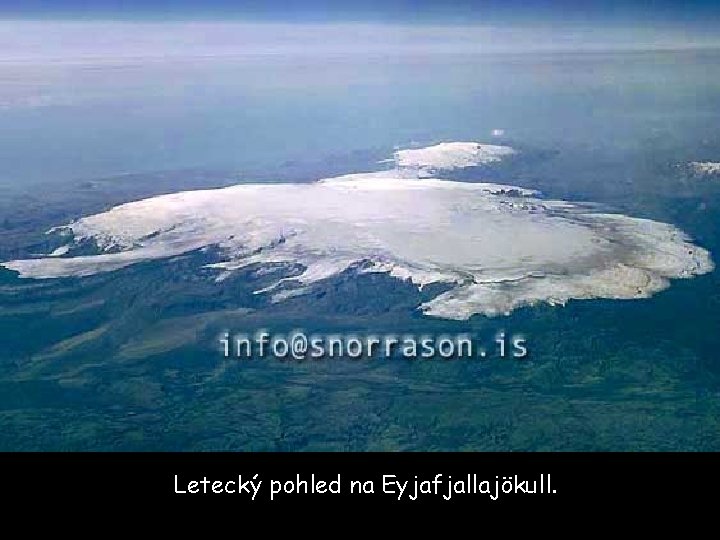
1 142 713 320
690 161 720 176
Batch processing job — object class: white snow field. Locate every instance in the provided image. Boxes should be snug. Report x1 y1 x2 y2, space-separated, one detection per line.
2 142 713 319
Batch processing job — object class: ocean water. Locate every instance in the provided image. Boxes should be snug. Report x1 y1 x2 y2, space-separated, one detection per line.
1 38 720 450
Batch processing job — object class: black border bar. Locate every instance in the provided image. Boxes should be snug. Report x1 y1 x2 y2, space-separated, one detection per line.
3 452 718 512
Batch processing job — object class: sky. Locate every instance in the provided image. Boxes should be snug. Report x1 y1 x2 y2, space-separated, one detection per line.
1 1 720 27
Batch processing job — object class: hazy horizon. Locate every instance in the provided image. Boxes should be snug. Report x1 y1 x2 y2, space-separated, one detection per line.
1 20 719 65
